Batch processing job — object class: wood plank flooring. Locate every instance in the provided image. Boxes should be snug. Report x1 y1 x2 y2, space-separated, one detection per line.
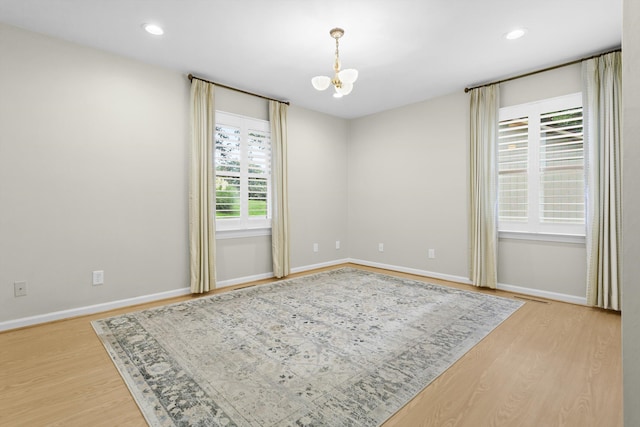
0 264 622 426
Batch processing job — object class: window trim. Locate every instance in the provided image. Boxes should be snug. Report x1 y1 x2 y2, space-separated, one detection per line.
498 231 585 244
498 92 585 237
216 228 272 240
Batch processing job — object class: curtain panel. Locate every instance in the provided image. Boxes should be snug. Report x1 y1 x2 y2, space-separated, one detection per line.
269 101 290 278
469 85 499 289
583 51 623 311
189 80 216 293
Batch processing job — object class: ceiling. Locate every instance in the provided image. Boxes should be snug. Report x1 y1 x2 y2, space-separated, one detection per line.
0 0 622 119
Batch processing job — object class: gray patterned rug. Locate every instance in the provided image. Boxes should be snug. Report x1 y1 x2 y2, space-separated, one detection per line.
92 267 523 426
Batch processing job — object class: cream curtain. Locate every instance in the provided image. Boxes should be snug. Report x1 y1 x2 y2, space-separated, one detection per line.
469 85 499 289
269 100 290 278
189 79 216 293
583 51 622 310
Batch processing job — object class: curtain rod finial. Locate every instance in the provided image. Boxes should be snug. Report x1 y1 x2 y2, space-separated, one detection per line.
188 73 194 81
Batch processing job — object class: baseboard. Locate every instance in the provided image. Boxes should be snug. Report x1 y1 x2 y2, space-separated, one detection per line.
497 282 587 305
347 258 473 285
216 259 351 288
0 287 192 332
216 272 275 288
348 259 587 305
290 258 351 274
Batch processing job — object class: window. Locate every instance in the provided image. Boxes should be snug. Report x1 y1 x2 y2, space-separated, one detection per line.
215 111 271 232
498 93 584 236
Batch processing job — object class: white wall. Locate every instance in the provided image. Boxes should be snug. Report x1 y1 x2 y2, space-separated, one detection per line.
348 92 469 280
288 106 349 269
622 0 640 423
0 23 190 322
500 63 582 106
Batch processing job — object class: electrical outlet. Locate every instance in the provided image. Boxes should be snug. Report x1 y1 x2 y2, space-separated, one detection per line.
313 243 319 253
378 243 384 252
428 249 436 259
336 240 341 250
14 281 27 297
92 270 104 286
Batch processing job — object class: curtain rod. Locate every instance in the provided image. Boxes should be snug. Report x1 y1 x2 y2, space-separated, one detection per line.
464 47 621 93
188 74 290 105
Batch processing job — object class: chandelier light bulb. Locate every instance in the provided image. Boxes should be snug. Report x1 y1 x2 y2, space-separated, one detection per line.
336 81 353 96
338 69 358 84
311 75 331 91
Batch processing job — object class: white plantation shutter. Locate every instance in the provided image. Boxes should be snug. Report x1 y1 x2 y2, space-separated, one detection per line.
498 93 584 235
215 123 241 218
498 116 529 222
247 128 271 218
539 106 584 224
214 112 271 230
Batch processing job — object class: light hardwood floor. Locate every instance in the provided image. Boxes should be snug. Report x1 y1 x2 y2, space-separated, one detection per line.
0 264 622 427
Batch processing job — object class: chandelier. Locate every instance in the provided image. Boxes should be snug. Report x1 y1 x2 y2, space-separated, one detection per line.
311 28 358 98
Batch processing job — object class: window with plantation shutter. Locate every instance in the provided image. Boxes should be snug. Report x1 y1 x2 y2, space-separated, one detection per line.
214 111 271 232
498 93 585 236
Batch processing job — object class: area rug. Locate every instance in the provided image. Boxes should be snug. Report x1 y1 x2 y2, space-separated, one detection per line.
92 267 523 426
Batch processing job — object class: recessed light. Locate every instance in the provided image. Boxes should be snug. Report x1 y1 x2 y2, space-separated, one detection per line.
505 28 526 40
143 23 164 36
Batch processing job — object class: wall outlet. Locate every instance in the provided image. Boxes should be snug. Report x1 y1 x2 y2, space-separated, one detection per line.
378 243 384 252
336 240 341 250
313 243 319 253
14 281 27 297
428 249 436 259
92 270 104 286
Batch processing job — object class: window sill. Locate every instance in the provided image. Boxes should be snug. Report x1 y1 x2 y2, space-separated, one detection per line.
499 231 585 244
216 228 272 240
